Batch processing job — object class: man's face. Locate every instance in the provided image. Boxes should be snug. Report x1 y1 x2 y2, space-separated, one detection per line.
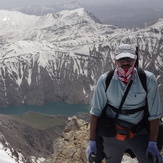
116 57 134 69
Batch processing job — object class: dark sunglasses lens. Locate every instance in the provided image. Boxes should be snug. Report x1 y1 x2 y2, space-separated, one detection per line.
118 58 134 62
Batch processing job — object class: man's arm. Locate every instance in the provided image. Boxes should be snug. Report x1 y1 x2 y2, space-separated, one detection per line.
146 119 163 162
149 119 160 142
90 115 99 140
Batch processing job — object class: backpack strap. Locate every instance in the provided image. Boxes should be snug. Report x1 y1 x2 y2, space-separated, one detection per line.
105 69 115 92
107 104 145 115
137 68 149 117
137 68 147 92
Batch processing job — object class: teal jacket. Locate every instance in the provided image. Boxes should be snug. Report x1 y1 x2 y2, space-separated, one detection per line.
90 68 162 124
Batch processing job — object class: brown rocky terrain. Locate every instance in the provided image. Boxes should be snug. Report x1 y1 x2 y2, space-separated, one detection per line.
0 112 68 162
0 113 162 162
44 116 90 163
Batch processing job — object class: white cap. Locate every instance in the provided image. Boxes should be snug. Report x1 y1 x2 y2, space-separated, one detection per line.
115 44 136 60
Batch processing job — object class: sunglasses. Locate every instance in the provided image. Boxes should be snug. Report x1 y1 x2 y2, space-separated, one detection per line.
117 57 134 63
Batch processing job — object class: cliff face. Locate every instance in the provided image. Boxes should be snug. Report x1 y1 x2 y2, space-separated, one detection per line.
50 116 89 163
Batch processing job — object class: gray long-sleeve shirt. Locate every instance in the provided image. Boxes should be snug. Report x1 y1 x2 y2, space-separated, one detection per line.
90 69 162 124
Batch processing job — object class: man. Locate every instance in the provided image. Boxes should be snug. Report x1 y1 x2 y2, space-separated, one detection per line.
86 44 162 163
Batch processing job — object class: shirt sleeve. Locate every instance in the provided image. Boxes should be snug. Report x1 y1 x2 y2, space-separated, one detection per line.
146 71 162 121
90 73 108 116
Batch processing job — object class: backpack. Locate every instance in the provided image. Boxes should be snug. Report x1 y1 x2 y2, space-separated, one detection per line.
94 68 163 162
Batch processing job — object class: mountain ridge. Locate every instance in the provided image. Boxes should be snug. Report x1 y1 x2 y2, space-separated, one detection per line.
0 8 162 108
9 1 163 28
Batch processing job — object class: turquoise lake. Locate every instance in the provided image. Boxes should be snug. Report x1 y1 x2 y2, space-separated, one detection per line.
0 102 90 115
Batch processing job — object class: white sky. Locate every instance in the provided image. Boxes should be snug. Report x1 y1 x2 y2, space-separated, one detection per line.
1 0 163 9
0 0 111 8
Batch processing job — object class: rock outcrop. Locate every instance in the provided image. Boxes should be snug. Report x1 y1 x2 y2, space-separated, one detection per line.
45 116 89 163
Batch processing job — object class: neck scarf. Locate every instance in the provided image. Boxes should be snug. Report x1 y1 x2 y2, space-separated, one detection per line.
115 59 136 84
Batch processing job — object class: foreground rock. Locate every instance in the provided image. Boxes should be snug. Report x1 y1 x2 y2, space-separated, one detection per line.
46 116 163 163
45 116 89 163
1 114 162 162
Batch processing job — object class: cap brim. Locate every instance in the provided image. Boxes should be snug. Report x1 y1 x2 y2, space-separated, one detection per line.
115 53 136 60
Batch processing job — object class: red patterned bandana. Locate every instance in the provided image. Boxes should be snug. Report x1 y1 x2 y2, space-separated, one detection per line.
115 59 136 84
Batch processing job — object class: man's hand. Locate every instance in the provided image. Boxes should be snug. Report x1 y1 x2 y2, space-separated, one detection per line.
146 141 163 163
86 140 97 161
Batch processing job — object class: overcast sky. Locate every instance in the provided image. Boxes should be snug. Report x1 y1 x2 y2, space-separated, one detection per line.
0 0 163 9
0 0 112 8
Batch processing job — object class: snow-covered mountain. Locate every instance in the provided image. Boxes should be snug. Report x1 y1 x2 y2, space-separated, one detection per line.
0 8 162 108
10 1 163 28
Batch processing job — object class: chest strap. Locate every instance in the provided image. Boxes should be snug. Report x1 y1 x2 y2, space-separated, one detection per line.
107 103 145 115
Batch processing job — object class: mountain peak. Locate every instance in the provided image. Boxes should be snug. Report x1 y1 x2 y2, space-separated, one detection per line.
57 8 101 24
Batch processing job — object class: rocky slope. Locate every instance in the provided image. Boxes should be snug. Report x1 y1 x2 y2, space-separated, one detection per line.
0 113 68 162
0 114 162 162
50 116 89 163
